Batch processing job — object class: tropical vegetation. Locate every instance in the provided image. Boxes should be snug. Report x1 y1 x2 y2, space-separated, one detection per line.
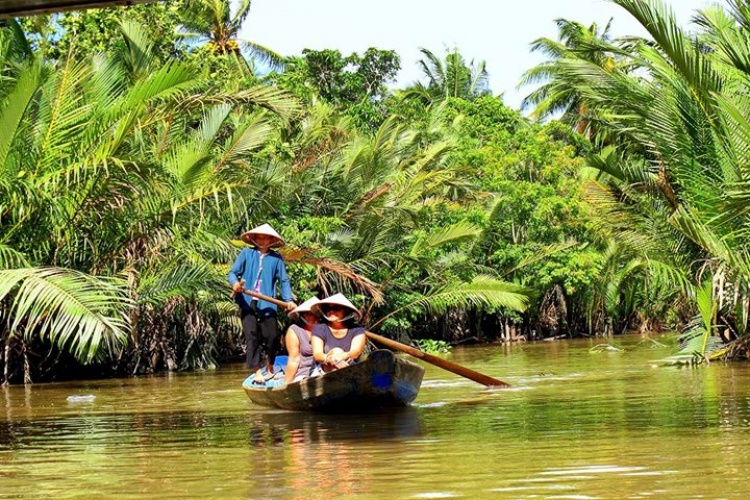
2 0 750 383
519 0 750 362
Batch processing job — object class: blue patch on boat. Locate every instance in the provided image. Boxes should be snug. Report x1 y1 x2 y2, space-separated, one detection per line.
371 373 392 389
369 349 395 390
273 356 288 371
396 381 419 403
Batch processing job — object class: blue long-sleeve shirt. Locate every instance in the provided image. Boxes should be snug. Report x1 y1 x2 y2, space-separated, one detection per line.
228 248 293 314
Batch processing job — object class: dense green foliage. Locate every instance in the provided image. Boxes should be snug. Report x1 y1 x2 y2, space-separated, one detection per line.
520 0 750 362
3 0 750 383
268 48 400 130
0 3 526 384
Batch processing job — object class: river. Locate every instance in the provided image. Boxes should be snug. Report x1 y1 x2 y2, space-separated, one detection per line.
2 334 749 499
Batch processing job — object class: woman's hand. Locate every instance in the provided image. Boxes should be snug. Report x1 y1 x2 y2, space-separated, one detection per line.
326 348 350 369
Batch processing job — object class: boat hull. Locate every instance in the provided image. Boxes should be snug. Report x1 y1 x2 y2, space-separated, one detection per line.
243 350 425 411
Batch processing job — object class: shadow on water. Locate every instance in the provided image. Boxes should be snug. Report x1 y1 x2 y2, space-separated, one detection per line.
246 406 423 446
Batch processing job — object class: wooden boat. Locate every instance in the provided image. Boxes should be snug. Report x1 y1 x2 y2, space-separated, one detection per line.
242 349 425 411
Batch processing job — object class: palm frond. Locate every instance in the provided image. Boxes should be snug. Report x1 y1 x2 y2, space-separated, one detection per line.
370 275 529 329
233 85 303 121
0 267 131 363
0 245 29 270
117 19 156 79
214 113 274 171
409 222 481 258
0 60 40 170
509 241 579 275
135 258 219 305
165 103 231 188
303 256 384 304
239 39 286 70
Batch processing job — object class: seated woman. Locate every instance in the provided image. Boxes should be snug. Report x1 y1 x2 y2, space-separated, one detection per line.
283 297 321 385
311 293 367 371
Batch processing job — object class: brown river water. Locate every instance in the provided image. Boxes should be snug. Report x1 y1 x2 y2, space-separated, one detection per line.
1 334 750 499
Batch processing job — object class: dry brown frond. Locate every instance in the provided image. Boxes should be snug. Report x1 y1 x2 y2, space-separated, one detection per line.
343 182 394 222
305 257 384 304
279 246 317 263
251 246 385 304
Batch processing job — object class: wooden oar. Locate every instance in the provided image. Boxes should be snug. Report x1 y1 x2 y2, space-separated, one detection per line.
364 331 509 387
232 289 510 388
240 288 289 306
230 283 293 309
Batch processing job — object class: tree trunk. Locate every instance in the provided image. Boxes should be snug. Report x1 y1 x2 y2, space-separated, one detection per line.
22 340 31 385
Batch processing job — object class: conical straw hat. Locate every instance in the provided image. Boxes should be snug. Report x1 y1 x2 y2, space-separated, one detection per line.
289 297 321 321
241 223 285 248
311 293 362 321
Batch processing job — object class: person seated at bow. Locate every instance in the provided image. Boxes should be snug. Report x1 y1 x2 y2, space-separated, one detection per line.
282 297 322 385
311 293 367 372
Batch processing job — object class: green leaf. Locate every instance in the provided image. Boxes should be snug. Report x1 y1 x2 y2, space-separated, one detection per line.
0 268 131 363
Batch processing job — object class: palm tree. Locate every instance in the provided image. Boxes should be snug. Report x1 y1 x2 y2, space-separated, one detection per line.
0 19 300 382
530 0 750 358
519 18 619 132
404 47 490 105
1 16 528 382
178 0 284 73
270 105 529 334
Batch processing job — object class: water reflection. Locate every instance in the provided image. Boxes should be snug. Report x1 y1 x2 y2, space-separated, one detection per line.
0 407 423 453
4 336 750 499
243 408 423 499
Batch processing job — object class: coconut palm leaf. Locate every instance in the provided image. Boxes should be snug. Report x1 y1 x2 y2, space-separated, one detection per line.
615 0 721 101
661 280 722 364
116 19 156 81
121 61 196 111
370 275 528 329
408 47 490 104
213 113 274 171
309 257 384 304
409 222 481 259
238 39 285 70
508 241 579 276
165 103 231 188
0 267 130 362
696 279 718 354
135 258 220 306
32 56 93 175
0 18 33 63
0 60 40 170
0 245 29 270
519 17 617 126
669 206 750 278
230 85 303 121
179 0 283 72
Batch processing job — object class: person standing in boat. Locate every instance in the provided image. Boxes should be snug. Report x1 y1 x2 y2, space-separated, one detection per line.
228 223 296 385
311 293 367 371
282 297 322 385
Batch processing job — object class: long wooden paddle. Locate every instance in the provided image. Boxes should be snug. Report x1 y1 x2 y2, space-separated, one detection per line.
230 281 293 308
233 289 510 387
364 331 509 387
237 287 291 306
